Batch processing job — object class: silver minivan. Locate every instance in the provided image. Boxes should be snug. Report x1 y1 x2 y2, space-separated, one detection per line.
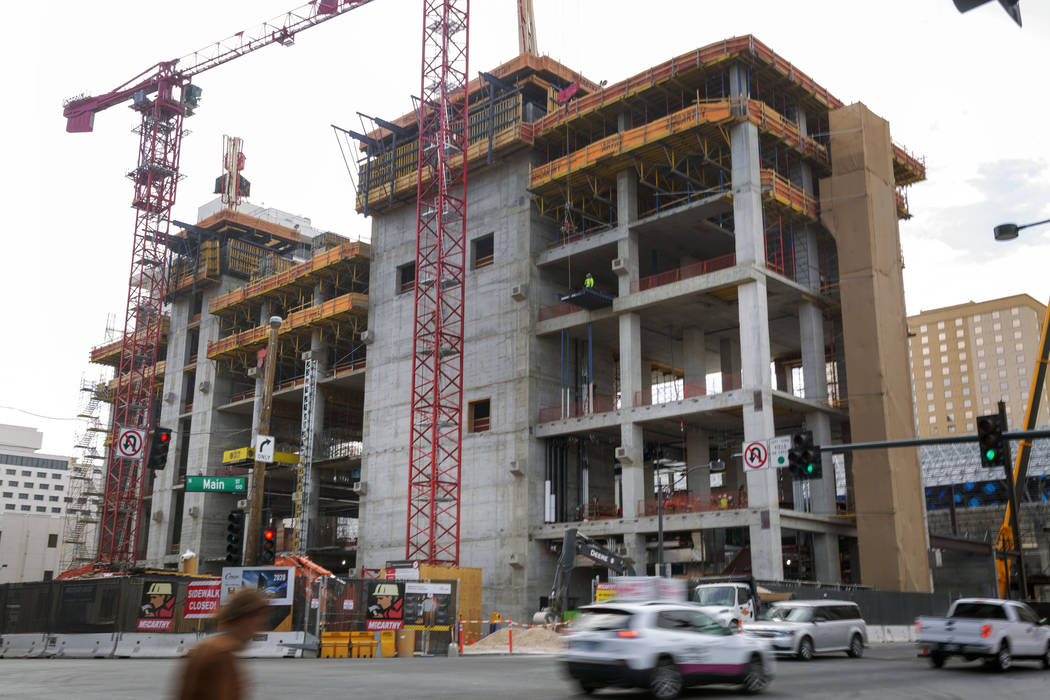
743 600 868 660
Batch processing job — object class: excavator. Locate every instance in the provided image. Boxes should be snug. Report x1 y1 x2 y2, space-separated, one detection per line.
996 297 1050 597
533 529 636 625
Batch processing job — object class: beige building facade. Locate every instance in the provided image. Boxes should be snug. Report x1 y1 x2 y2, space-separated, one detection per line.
908 294 1049 438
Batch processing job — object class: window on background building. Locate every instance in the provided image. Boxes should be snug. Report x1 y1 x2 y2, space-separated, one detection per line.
983 396 991 404
944 390 953 398
33 495 43 501
995 335 1003 345
48 496 58 502
993 323 1001 331
6 480 15 486
35 472 45 479
960 364 968 372
1014 330 1023 339
47 534 57 548
931 426 939 434
938 333 946 341
924 359 931 368
20 470 29 477
962 387 971 395
1018 366 1027 376
18 493 27 500
956 318 964 326
938 321 945 329
956 341 965 349
940 356 949 365
993 311 1000 319
942 367 950 375
1001 382 1009 391
4 504 13 510
966 423 974 431
920 324 928 332
981 384 990 393
1012 308 1019 315
471 233 494 269
4 469 13 475
43 570 53 581
1015 343 1024 352
961 375 970 384
965 410 974 419
20 505 29 511
945 401 954 410
947 425 956 433
943 378 951 387
997 357 1006 366
922 347 930 355
925 381 934 389
939 344 948 352
956 329 964 338
397 262 415 294
975 325 982 334
1017 355 1025 364
1003 395 1010 404
51 474 60 480
50 508 60 514
468 399 491 433
976 338 984 346
928 416 937 424
999 370 1008 379
921 335 929 344
1020 377 1029 388
39 484 48 491
1 492 11 498
926 392 934 401
924 370 932 378
964 399 972 408
1013 318 1021 327
54 485 63 492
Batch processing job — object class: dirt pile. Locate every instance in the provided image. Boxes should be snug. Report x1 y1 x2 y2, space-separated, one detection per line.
464 626 565 654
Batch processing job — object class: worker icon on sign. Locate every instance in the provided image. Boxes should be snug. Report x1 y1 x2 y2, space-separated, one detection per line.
584 273 595 290
141 581 176 618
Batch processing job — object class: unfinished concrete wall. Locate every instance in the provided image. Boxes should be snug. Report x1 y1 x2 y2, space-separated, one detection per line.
819 102 931 592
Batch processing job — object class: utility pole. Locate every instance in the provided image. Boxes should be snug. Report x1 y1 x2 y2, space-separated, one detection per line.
998 399 1028 598
244 316 282 566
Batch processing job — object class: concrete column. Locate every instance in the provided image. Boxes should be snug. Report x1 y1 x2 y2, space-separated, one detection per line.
774 362 791 395
719 338 740 390
683 327 706 394
616 166 639 298
619 423 644 519
640 362 652 400
306 281 328 548
250 300 271 441
620 313 642 409
686 428 710 496
731 84 783 579
800 301 839 582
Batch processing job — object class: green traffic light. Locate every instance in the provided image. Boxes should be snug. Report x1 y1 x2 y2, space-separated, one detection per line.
985 449 997 461
805 464 813 473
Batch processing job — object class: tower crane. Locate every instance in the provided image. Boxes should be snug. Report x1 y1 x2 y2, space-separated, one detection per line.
517 0 538 55
63 0 379 569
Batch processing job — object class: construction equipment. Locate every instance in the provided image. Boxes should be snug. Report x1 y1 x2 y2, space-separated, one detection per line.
405 0 471 566
63 0 378 568
517 0 538 55
995 296 1050 597
533 529 636 625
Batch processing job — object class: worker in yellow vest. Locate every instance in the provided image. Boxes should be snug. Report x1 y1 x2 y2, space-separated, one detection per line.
584 272 595 290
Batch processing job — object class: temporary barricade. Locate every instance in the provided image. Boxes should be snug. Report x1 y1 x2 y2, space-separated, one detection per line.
113 633 197 658
0 634 48 658
47 633 118 658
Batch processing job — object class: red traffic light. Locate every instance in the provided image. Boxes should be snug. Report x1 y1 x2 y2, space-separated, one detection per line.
158 431 170 444
263 529 275 541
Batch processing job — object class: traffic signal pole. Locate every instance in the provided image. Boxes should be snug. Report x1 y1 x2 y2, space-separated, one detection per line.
997 400 1027 597
244 316 281 566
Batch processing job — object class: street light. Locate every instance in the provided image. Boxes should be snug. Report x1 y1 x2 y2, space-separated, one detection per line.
653 458 721 577
993 217 1050 241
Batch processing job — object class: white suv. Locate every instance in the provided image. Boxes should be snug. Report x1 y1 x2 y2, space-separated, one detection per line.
563 602 776 698
744 600 868 660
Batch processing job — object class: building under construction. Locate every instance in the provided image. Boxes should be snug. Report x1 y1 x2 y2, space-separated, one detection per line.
352 36 930 618
78 34 933 619
84 199 368 575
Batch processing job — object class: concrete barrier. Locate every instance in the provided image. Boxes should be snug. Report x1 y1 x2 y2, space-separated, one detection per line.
867 625 916 643
241 631 312 658
48 633 118 658
0 634 48 658
113 633 197 658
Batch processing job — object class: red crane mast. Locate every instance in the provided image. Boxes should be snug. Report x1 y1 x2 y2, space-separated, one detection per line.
64 0 377 568
406 0 470 566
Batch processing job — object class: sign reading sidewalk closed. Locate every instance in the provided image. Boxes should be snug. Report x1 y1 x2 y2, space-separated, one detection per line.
185 476 246 493
184 580 222 619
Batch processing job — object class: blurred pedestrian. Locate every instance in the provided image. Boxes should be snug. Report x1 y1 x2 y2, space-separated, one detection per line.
174 587 269 700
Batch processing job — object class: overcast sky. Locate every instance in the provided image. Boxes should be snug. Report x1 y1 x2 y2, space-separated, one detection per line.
1 0 1048 454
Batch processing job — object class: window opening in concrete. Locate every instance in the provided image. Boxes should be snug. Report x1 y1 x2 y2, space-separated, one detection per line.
469 399 490 433
472 233 494 269
398 262 416 294
47 533 58 548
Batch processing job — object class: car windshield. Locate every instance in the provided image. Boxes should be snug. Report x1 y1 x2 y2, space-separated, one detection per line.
694 586 735 606
762 606 813 622
577 609 633 631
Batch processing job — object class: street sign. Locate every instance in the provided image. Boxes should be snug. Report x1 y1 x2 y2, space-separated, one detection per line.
743 440 768 470
768 435 792 469
185 476 246 493
254 434 274 463
116 427 146 460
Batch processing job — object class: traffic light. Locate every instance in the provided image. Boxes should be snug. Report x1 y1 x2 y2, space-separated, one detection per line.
261 528 276 564
226 509 245 565
953 0 1022 27
977 414 1008 468
146 427 172 470
788 431 823 480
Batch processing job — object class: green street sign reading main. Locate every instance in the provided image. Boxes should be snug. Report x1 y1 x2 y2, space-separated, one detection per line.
185 476 246 493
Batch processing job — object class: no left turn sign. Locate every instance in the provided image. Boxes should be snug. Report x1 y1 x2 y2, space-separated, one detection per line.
117 427 146 460
743 441 768 470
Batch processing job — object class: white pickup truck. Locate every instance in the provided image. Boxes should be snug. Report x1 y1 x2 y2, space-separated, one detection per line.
916 598 1050 671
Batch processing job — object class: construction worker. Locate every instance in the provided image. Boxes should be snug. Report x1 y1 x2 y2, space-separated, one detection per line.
583 272 595 290
175 587 269 700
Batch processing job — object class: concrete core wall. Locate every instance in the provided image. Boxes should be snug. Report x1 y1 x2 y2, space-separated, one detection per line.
819 103 931 593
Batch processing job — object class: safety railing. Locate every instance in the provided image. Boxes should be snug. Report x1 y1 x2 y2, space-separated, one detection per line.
760 169 819 220
637 491 748 517
576 502 621 520
537 394 619 423
630 253 737 294
537 301 583 322
633 373 741 408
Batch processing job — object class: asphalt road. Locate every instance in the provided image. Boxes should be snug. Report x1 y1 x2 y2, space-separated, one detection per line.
2 644 1049 699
